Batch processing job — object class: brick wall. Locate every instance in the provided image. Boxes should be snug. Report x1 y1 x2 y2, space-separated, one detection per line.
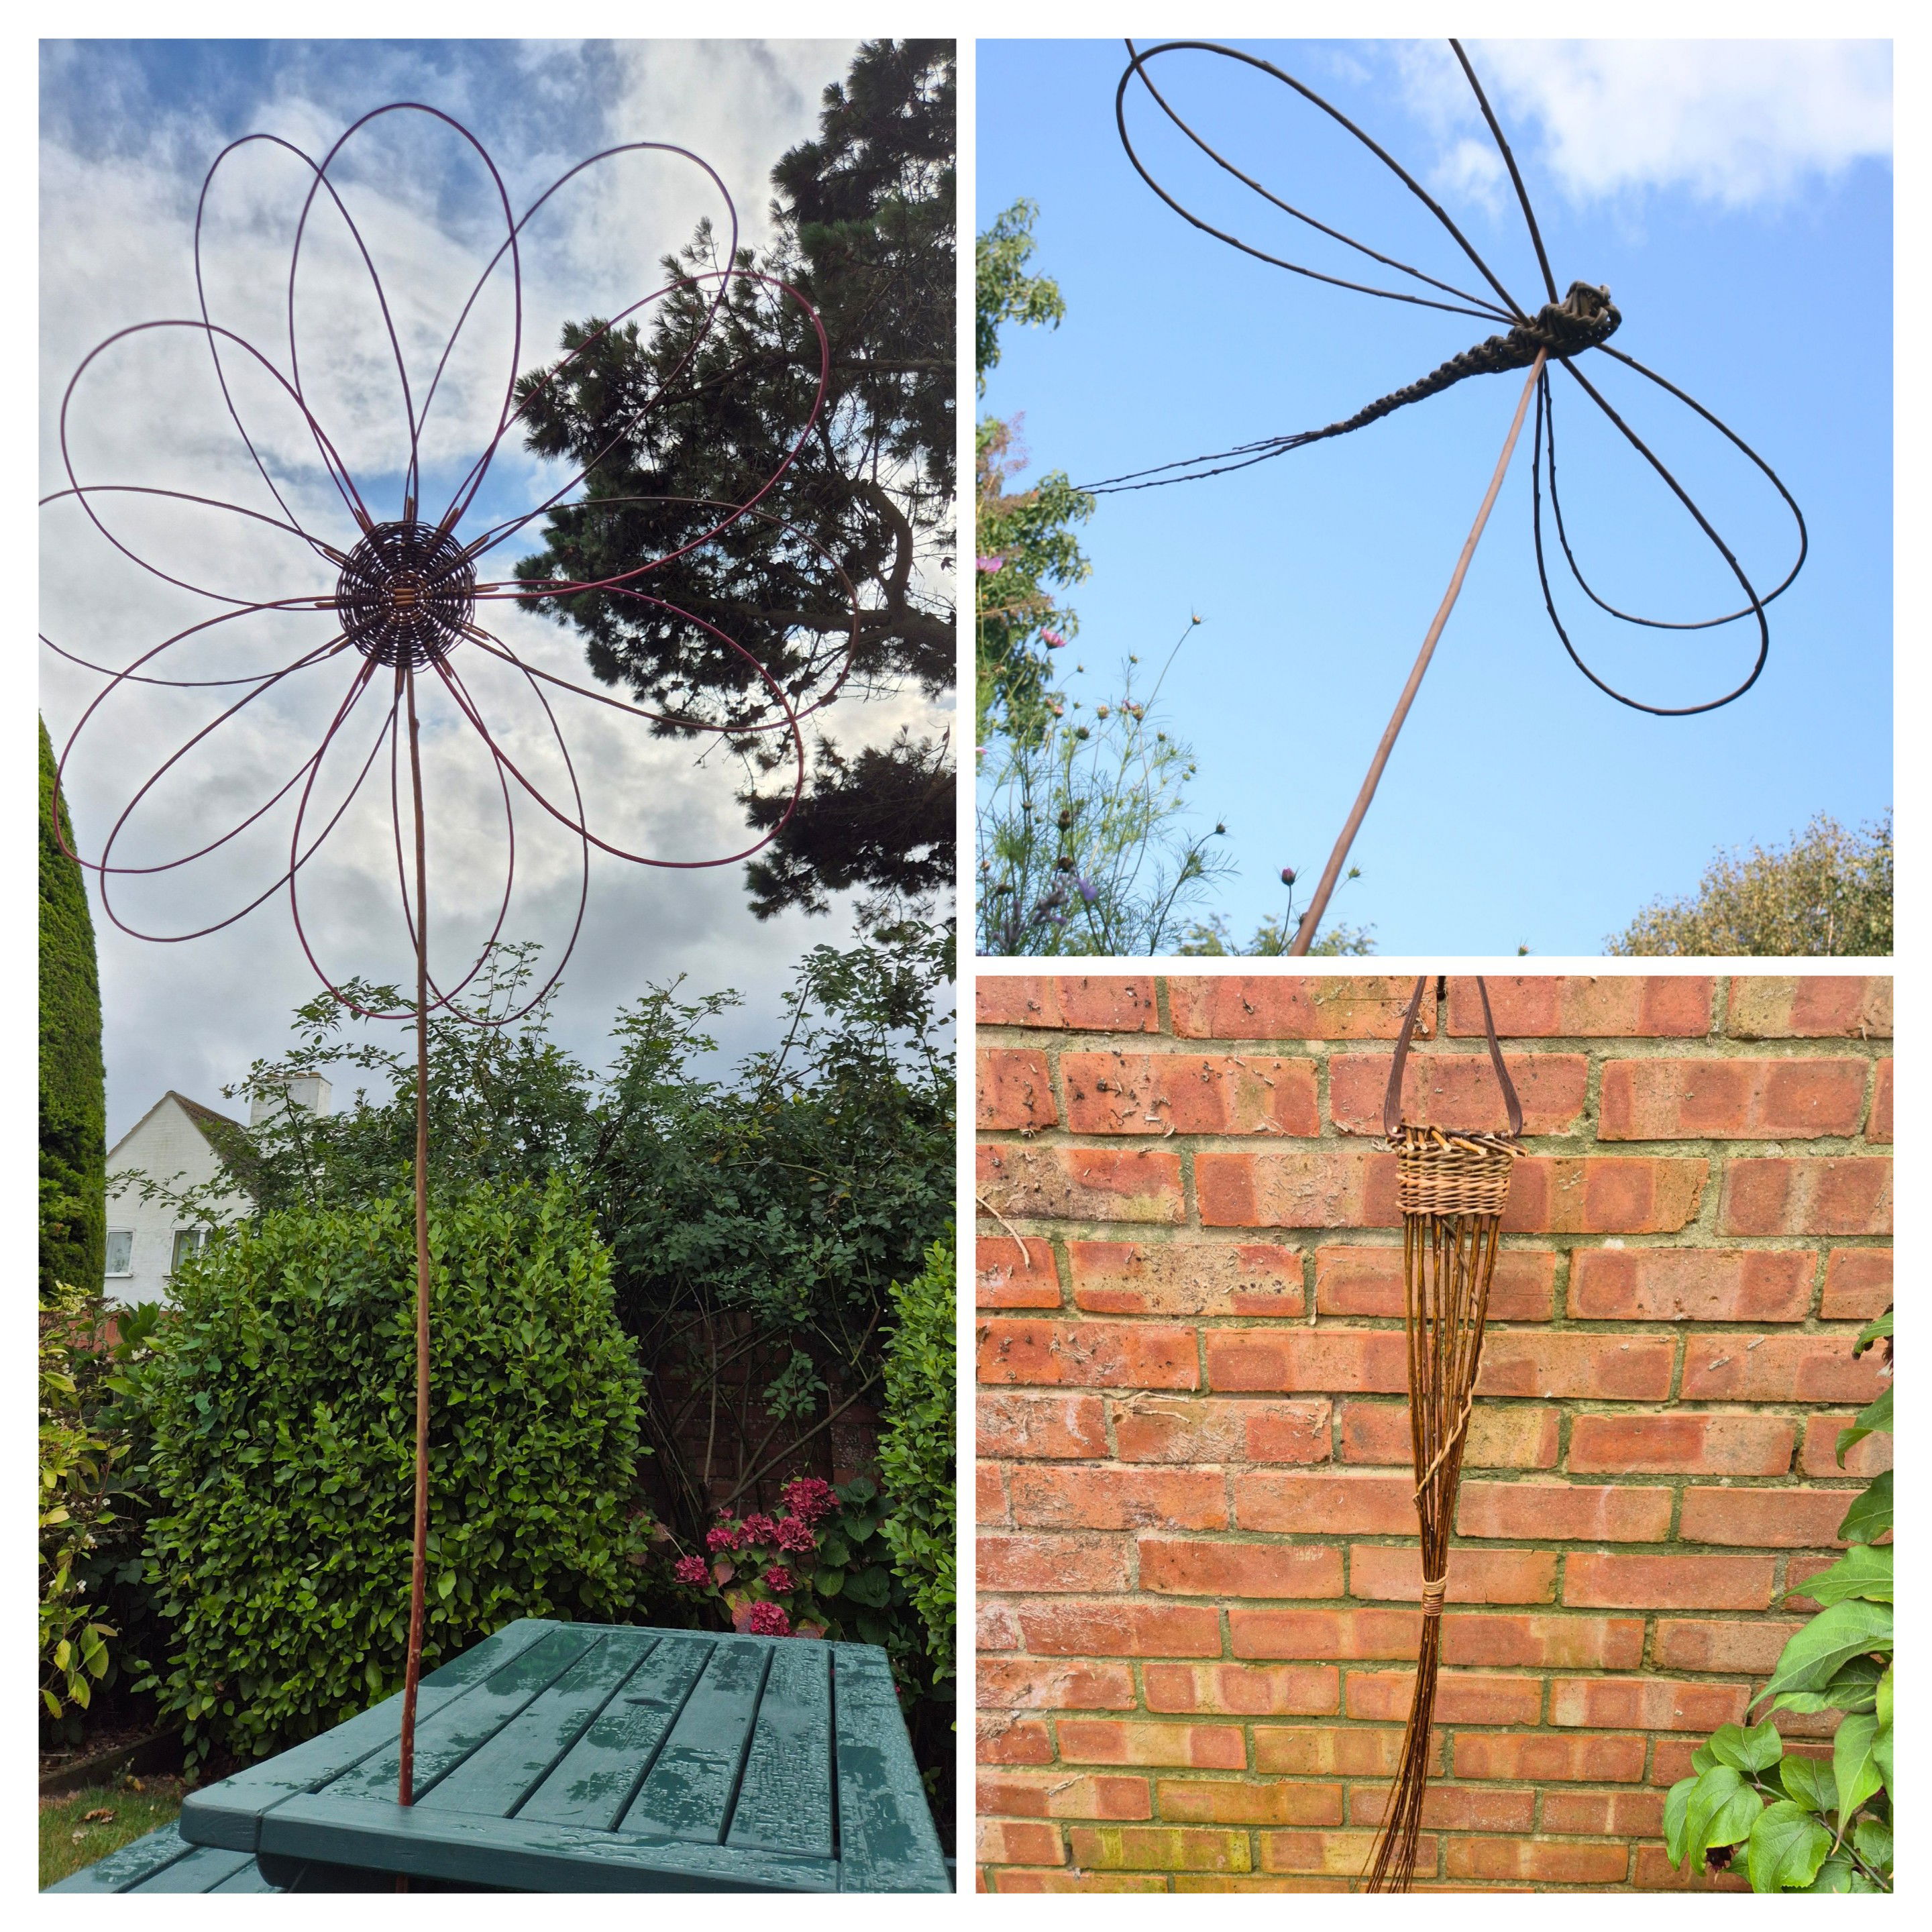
973 973 1892 1893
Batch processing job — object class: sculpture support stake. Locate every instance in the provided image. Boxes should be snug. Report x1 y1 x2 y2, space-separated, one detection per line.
1290 352 1546 955
398 662 431 1819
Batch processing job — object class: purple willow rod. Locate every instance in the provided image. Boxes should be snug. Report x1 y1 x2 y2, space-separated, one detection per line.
1289 352 1544 955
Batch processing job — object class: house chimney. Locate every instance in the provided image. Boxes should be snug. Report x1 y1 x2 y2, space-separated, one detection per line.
249 1075 333 1127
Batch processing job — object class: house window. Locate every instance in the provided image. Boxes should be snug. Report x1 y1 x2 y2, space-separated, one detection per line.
170 1228 207 1273
105 1229 133 1276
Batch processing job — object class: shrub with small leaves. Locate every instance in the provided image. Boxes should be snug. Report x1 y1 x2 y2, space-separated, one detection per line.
137 1175 650 1766
1664 1312 1892 1892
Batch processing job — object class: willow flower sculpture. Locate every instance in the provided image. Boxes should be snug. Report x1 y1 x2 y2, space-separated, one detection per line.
42 105 853 1816
1095 39 1807 953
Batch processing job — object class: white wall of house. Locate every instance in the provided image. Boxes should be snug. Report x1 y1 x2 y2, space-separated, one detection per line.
103 1094 250 1305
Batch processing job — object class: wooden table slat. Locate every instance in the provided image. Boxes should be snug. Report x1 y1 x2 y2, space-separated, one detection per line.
831 1644 950 1893
515 1631 715 1831
178 1617 560 1851
620 1635 769 1842
727 1639 834 1860
46 1823 197 1892
419 1626 660 1817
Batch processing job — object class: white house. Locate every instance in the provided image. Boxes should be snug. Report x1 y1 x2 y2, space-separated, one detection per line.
103 1077 331 1304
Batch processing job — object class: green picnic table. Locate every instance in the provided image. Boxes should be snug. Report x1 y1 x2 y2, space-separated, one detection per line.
152 1617 947 1892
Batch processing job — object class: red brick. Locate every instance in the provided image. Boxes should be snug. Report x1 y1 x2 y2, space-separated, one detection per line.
1067 1825 1252 1872
1055 1720 1246 1770
1069 1240 1303 1318
1564 1552 1775 1610
978 1143 1184 1224
1549 1677 1750 1731
1349 1782 1537 1831
1195 1146 1393 1229
979 1046 1059 1131
1801 1413 1892 1478
1259 1829 1434 1875
1440 1613 1644 1669
1501 1157 1707 1234
1570 1247 1811 1322
1452 1731 1646 1783
1339 1399 1558 1470
979 1319 1199 1389
979 1601 1020 1650
979 1713 1055 1763
1061 1051 1319 1136
1725 975 1892 1040
1476 1330 1675 1400
1142 1662 1338 1717
977 1658 1138 1710
1254 1725 1424 1777
1457 1481 1673 1542
1167 975 1428 1040
1010 1465 1228 1532
1234 1470 1417 1536
1600 1057 1866 1140
1107 1395 1328 1465
976 1235 1063 1309
1719 1157 1891 1235
1344 1670 1542 1725
1540 1790 1664 1837
1230 1607 1421 1661
1450 975 1711 1038
976 1819 1065 1866
1315 1244 1553 1321
1869 1059 1892 1140
978 1389 1108 1460
1330 1051 1588 1135
1446 1837 1631 1885
1651 1619 1806 1674
1157 1780 1342 1826
1140 1539 1343 1599
979 1460 1009 1526
1350 1545 1558 1605
1019 1600 1222 1658
1205 1328 1407 1394
979 1533 1134 1593
978 975 1157 1031
1680 1332 1886 1402
1568 1411 1795 1476
986 1870 1168 1892
1679 1487 1857 1548
1821 1246 1892 1320
979 1770 1152 1820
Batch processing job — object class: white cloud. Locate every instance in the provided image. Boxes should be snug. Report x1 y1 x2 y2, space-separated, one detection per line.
1399 39 1892 209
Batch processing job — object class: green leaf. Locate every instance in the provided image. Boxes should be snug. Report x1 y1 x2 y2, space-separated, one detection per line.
1870 1721 1891 1791
1707 1719 1782 1775
1835 1382 1892 1463
841 1563 893 1608
1851 1311 1892 1355
1690 1741 1719 1774
1777 1755 1833 1814
1831 1713 1883 1831
1685 1766 1758 1866
1875 1664 1892 1728
1837 1470 1892 1546
1748 1800 1833 1892
1664 1776 1697 1868
1770 1654 1884 1715
1853 1816 1892 1874
1803 1856 1857 1892
1790 1544 1891 1607
1756 1599 1893 1705
436 1572 455 1601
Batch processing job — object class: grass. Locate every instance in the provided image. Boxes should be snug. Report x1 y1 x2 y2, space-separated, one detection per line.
39 1772 185 1890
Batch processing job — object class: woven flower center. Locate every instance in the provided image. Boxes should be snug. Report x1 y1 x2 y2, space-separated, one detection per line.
336 520 476 669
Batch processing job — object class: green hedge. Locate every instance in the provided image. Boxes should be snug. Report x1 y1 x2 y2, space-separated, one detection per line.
40 718 105 1299
877 1224 955 1688
139 1175 647 1764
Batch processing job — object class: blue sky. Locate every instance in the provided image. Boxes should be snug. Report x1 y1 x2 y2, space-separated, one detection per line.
40 40 964 1142
977 38 1892 955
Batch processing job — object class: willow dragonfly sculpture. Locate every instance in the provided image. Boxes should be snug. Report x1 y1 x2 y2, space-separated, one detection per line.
1094 38 1807 955
43 105 853 1836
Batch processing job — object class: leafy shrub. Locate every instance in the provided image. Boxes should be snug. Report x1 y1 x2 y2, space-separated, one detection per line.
138 1175 649 1766
878 1226 955 1688
1665 1313 1892 1891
